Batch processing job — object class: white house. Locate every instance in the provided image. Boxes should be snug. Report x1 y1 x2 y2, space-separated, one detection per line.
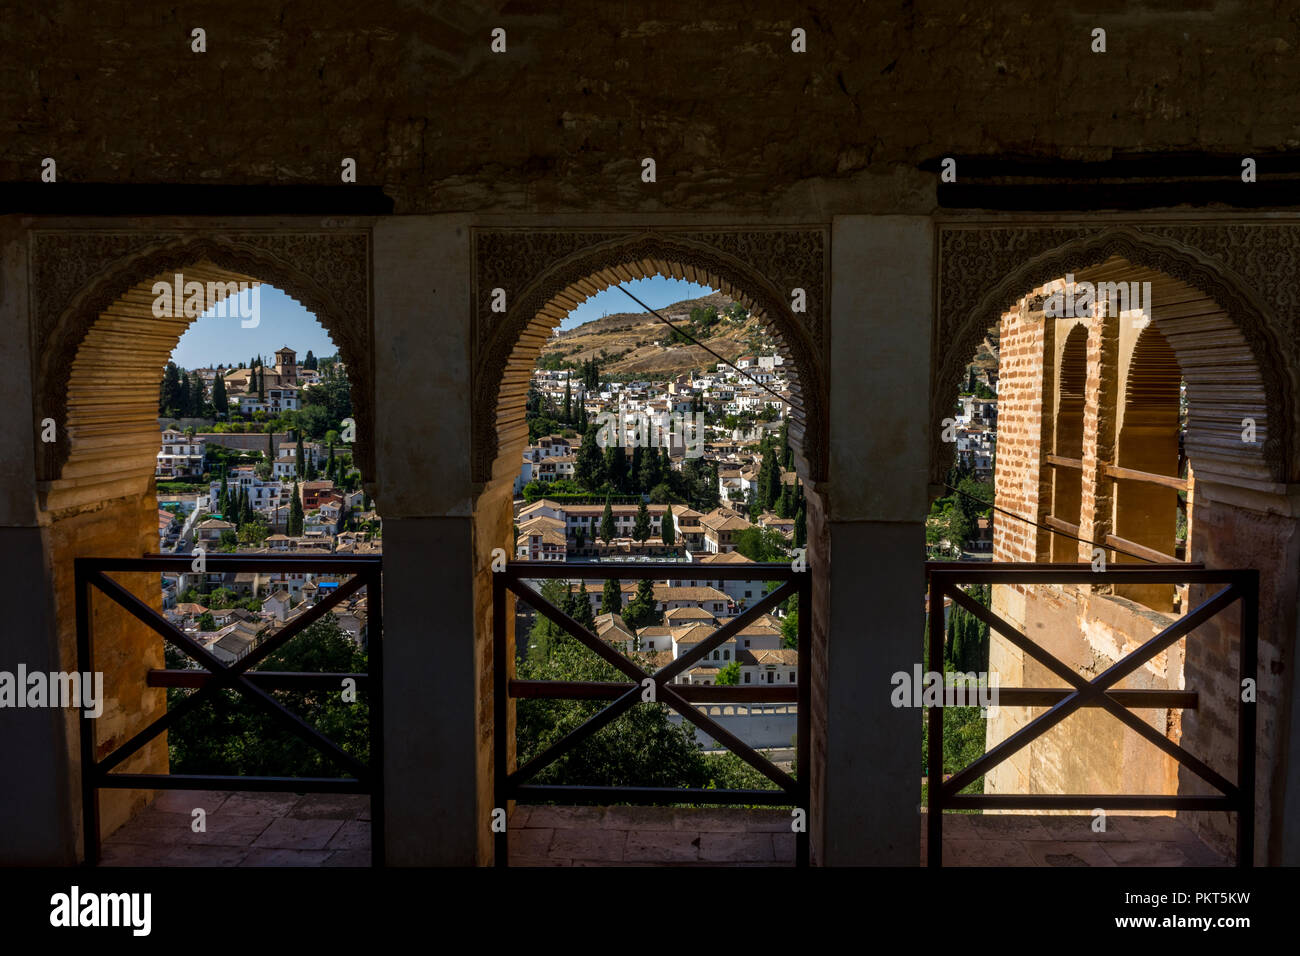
156 429 206 478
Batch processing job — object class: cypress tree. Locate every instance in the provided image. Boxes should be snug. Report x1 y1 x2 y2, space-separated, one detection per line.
760 446 781 512
633 499 650 543
601 576 622 616
288 480 304 536
191 372 207 417
212 373 227 418
793 502 806 549
605 445 628 493
570 585 596 631
599 494 615 544
644 442 662 489
563 380 572 422
296 435 305 477
160 362 182 415
945 605 958 671
177 375 191 419
575 429 606 492
661 506 676 546
631 444 644 492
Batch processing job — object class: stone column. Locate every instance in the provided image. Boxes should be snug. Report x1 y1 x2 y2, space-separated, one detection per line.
0 222 78 863
370 216 484 864
1076 313 1119 563
817 216 931 864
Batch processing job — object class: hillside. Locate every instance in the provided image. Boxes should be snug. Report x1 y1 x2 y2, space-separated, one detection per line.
539 291 777 377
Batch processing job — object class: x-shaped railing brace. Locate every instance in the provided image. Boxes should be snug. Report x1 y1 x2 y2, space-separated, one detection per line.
937 581 1242 800
503 575 799 795
83 569 370 782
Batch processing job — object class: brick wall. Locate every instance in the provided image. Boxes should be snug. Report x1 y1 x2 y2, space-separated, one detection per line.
992 298 1049 564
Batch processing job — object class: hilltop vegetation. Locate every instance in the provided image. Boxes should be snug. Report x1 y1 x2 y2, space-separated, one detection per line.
539 291 778 377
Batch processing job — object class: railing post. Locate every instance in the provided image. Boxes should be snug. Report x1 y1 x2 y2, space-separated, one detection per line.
367 565 385 867
926 574 945 868
493 568 509 868
1237 571 1258 867
75 560 99 867
797 573 810 868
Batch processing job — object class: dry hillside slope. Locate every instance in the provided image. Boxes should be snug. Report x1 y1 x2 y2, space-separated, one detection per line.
539 291 779 377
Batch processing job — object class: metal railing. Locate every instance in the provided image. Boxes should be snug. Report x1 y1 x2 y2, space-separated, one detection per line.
925 562 1257 867
75 553 383 866
494 561 810 867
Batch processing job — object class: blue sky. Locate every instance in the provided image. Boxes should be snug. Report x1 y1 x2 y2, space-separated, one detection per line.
170 285 337 369
169 277 718 368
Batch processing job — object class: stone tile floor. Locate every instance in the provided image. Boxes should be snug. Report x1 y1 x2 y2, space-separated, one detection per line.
99 794 1230 867
919 812 1231 867
509 806 797 866
99 790 372 867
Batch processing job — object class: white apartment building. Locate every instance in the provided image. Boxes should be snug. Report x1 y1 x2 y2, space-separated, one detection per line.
156 428 206 478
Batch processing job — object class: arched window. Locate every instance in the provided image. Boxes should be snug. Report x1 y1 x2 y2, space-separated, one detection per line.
1113 326 1183 610
1050 324 1089 562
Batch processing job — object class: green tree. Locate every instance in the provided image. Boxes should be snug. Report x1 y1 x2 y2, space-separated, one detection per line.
288 480 304 536
660 507 676 545
166 618 369 778
600 576 623 616
605 445 629 493
622 579 663 630
514 630 706 790
525 579 570 664
599 495 615 544
715 660 741 685
575 429 607 492
160 362 183 415
780 593 800 648
212 373 228 418
630 444 644 492
195 611 217 631
733 526 788 562
568 584 596 631
296 435 305 477
758 445 781 512
207 587 238 610
632 499 651 543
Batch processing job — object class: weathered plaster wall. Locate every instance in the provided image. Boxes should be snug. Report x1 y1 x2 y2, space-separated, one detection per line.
8 3 1300 214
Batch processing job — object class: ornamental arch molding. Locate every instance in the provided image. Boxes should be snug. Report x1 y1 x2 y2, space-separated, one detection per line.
30 230 374 511
934 224 1296 486
471 228 829 488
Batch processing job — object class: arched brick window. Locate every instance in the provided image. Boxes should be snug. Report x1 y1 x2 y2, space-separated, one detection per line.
1050 324 1088 562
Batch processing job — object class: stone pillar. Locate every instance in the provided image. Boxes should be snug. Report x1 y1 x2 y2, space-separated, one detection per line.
817 216 930 865
0 222 78 863
1076 313 1119 563
370 216 485 864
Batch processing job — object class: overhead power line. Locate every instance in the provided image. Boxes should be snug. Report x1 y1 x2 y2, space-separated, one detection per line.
612 284 801 416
